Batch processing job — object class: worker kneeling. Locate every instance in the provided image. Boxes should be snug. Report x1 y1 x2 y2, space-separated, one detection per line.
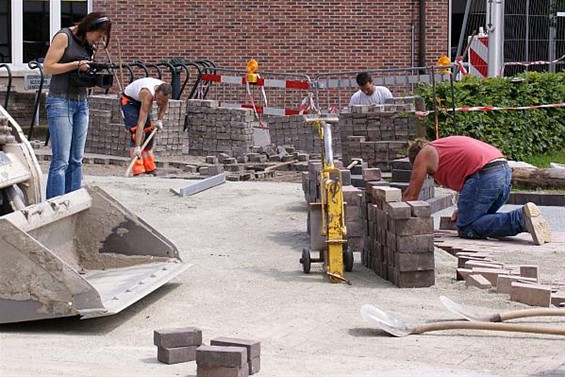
403 136 552 245
120 78 172 176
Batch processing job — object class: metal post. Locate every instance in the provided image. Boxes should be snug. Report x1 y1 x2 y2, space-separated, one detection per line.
456 0 473 59
488 0 505 77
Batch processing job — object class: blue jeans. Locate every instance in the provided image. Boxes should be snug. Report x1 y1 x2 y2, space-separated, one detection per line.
456 164 525 239
45 96 89 199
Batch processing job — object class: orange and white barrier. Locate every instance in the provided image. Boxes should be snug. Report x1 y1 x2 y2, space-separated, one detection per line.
468 35 489 78
200 73 312 116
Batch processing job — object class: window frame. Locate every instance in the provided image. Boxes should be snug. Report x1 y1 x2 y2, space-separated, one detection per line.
8 0 91 70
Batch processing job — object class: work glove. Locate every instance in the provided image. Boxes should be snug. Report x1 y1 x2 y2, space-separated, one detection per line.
133 146 142 159
155 120 163 130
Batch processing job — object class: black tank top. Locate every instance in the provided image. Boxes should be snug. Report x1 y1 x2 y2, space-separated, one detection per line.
48 28 93 98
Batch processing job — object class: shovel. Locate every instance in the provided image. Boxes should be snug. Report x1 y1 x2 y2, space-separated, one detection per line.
124 128 158 177
440 296 565 322
360 304 565 337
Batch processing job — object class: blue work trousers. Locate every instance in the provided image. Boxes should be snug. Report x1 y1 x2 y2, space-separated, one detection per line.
456 164 525 239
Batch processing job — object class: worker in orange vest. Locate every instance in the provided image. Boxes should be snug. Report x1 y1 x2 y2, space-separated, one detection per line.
120 78 172 175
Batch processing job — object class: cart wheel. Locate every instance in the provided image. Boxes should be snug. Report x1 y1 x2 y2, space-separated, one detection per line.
343 247 354 272
301 248 311 273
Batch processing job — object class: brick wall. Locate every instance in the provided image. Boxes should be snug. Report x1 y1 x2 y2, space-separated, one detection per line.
95 1 448 74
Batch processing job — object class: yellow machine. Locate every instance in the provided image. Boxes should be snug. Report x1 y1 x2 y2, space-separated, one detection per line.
300 116 353 283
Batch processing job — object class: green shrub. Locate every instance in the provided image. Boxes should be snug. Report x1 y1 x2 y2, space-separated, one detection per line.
415 72 565 160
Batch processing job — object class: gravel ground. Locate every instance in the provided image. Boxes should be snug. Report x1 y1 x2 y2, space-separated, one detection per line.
0 165 564 377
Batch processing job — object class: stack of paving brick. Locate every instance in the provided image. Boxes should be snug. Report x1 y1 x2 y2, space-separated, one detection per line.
390 157 435 200
197 337 261 376
267 115 341 155
185 99 255 157
363 185 435 287
0 91 47 129
154 327 202 364
86 94 129 156
453 253 565 307
302 160 364 252
338 98 422 171
152 99 188 157
302 160 323 204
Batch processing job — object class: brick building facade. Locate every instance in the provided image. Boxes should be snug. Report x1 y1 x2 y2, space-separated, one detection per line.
95 1 448 74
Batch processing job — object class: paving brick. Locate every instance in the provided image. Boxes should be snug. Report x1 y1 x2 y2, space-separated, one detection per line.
249 356 261 375
551 293 565 307
464 260 504 269
362 168 382 181
406 200 431 218
519 265 539 280
385 201 412 219
510 282 552 307
347 220 364 237
439 216 458 230
470 267 511 286
340 169 352 186
342 186 362 206
395 234 434 253
196 364 249 377
157 345 198 364
196 345 247 368
457 255 496 269
374 186 402 203
497 275 538 294
394 252 435 271
345 203 361 222
210 337 261 359
456 268 472 281
154 327 202 348
394 269 435 288
388 217 433 236
466 274 492 289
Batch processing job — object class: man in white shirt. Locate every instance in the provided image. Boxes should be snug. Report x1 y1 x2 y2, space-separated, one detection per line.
120 78 172 175
349 72 393 107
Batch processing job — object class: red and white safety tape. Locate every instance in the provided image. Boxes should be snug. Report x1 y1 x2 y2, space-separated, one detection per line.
415 102 565 117
500 54 565 75
201 74 310 90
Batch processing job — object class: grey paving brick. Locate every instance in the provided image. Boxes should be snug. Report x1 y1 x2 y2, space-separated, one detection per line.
154 327 202 348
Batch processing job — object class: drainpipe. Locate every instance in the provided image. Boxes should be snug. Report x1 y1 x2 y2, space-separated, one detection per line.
419 0 427 67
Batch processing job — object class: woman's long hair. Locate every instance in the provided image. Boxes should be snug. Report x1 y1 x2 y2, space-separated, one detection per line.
75 12 112 48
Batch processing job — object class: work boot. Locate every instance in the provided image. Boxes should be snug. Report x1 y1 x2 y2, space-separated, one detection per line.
522 202 552 245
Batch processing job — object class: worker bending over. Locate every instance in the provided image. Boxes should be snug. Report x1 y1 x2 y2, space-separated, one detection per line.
121 78 172 176
403 136 551 245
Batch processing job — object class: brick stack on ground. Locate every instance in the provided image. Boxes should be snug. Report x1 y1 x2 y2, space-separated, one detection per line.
363 185 435 287
338 97 424 171
268 115 341 155
210 337 261 375
185 99 255 157
196 344 251 377
86 94 186 157
154 327 202 364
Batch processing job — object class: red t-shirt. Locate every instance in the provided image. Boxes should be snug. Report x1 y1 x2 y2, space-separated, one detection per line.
429 136 505 192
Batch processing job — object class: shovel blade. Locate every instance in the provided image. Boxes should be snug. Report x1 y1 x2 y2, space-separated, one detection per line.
360 304 412 337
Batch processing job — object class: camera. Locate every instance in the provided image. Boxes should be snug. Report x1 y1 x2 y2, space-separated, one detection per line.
70 62 114 89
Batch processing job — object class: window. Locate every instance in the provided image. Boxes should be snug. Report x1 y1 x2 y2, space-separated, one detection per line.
0 0 10 63
0 0 89 67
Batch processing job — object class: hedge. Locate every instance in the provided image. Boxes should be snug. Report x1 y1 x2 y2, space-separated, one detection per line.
415 71 565 161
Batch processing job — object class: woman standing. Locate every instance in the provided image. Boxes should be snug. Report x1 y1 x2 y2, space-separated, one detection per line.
43 12 111 199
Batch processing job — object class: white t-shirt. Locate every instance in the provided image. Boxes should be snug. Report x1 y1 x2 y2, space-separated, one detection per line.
349 86 393 106
124 78 164 101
